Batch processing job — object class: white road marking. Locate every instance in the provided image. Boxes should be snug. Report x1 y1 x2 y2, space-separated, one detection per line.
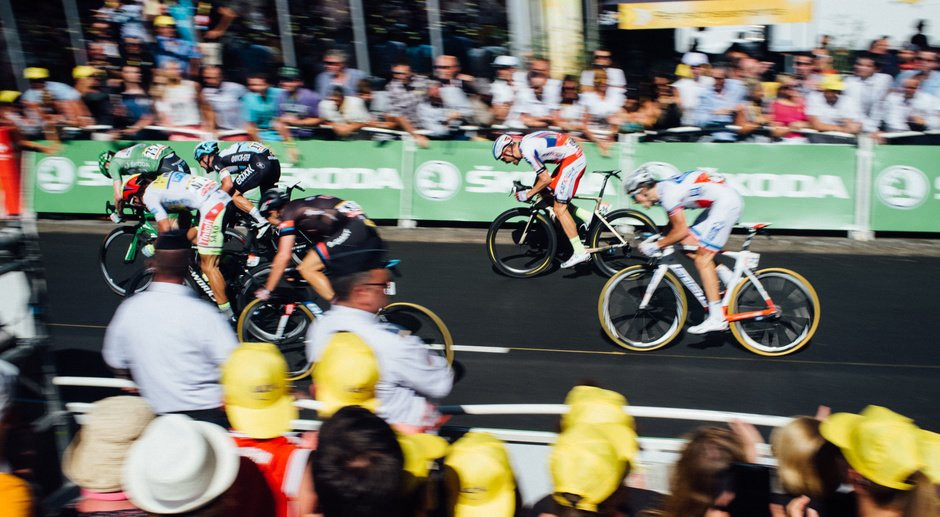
427 344 511 354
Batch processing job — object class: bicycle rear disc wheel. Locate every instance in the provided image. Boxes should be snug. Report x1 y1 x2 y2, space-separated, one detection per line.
588 209 659 277
100 227 155 296
379 302 454 365
237 297 316 379
486 208 557 278
598 265 687 351
728 268 820 357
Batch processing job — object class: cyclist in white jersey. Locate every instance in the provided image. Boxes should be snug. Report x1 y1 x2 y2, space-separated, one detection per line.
122 171 235 318
624 164 744 334
492 131 594 268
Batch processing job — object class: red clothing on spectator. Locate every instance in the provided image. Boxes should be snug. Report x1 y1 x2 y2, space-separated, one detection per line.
771 101 808 138
0 127 20 216
232 434 311 517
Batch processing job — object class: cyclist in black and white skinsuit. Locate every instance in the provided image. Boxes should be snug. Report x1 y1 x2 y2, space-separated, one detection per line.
194 141 281 225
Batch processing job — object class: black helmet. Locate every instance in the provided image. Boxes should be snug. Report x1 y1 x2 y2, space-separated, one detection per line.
258 188 289 216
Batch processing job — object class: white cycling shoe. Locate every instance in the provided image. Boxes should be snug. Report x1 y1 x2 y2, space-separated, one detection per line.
560 252 591 269
687 317 729 334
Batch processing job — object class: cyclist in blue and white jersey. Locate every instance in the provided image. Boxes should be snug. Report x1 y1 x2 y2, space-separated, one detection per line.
194 140 281 225
624 164 743 334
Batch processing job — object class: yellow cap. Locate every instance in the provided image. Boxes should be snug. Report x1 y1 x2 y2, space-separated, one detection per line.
153 15 176 27
919 430 940 484
398 432 448 479
73 66 99 79
674 63 692 79
313 332 379 418
0 91 20 104
819 74 845 91
444 433 516 517
820 405 922 490
221 342 297 439
562 385 633 431
550 423 637 512
24 67 49 80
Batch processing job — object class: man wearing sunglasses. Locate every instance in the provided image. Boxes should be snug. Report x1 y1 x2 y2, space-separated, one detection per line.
314 49 367 99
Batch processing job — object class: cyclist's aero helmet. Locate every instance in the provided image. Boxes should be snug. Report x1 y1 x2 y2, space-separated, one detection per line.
98 150 115 178
194 140 220 161
258 188 289 216
492 134 515 160
122 174 146 203
624 166 657 195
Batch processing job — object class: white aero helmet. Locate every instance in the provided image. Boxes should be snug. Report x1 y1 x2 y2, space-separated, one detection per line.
624 162 678 194
492 134 514 160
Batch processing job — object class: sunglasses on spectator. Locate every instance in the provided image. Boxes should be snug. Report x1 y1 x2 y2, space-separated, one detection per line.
324 61 342 66
362 281 396 296
594 54 611 60
434 65 454 69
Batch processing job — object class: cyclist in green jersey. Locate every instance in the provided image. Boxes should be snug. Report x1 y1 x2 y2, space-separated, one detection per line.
97 143 191 218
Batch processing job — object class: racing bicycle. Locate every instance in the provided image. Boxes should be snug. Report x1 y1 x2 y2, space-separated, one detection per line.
237 263 454 380
486 170 659 278
597 223 821 356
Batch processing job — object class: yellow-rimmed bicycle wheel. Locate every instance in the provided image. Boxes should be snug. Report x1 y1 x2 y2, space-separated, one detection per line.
728 268 820 357
237 297 317 380
379 302 454 365
598 265 687 351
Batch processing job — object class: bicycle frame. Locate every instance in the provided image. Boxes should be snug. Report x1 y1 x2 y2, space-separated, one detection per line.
638 244 779 323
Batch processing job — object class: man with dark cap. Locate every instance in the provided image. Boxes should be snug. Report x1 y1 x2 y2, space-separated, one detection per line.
103 231 238 427
276 66 321 140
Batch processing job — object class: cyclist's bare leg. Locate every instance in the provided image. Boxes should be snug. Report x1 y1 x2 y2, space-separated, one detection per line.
680 235 720 302
297 251 335 301
199 253 229 306
231 191 255 214
554 201 579 240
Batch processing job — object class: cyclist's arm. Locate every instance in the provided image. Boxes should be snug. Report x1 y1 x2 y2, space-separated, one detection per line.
526 168 553 199
657 209 690 249
219 175 235 194
262 234 295 293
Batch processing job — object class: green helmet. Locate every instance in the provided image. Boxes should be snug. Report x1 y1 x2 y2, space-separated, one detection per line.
98 150 115 178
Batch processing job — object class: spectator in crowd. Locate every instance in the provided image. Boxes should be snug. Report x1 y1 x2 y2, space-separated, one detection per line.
647 74 684 130
581 47 627 89
507 70 556 129
313 331 381 418
641 422 771 516
418 80 470 138
124 414 276 516
113 64 154 139
313 406 405 517
0 92 58 216
521 56 562 106
120 36 155 87
221 343 316 517
819 406 938 517
102 231 239 427
0 90 47 141
736 82 771 139
769 415 854 516
673 52 714 125
314 49 367 99
554 74 587 131
73 66 113 127
152 15 200 78
306 268 454 433
197 4 239 68
844 54 893 132
770 83 810 140
580 69 623 142
869 37 900 77
878 77 938 132
86 18 123 75
898 43 920 72
384 62 431 147
276 66 321 139
611 96 651 133
163 0 198 45
434 54 479 122
791 53 818 98
318 85 372 139
443 432 519 517
200 65 248 138
896 49 940 96
0 359 32 517
490 55 521 124
242 73 285 142
693 65 746 137
21 67 84 127
61 396 155 516
806 75 863 134
356 79 392 124
154 60 202 139
911 20 929 51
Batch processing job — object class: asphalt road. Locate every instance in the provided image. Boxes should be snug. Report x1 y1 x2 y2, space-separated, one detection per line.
40 229 940 436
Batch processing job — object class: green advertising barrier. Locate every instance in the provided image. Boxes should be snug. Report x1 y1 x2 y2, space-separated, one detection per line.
406 139 621 222
28 140 404 219
870 145 940 232
630 143 858 230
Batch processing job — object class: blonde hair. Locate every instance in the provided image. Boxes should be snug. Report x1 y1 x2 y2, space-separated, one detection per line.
771 416 844 497
858 471 939 517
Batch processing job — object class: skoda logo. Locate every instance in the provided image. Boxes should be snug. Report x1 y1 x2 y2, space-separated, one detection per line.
876 166 929 210
414 160 461 201
36 157 76 194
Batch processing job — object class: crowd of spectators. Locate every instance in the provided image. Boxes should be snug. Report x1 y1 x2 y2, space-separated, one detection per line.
4 2 940 154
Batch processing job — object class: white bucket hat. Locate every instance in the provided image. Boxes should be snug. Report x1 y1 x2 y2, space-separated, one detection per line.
123 414 240 514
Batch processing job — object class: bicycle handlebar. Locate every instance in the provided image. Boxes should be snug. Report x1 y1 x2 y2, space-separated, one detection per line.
592 170 621 178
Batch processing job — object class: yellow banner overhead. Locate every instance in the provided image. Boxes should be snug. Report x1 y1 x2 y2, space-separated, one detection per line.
619 0 813 30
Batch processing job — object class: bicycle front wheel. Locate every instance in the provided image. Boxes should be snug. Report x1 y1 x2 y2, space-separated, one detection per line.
598 265 687 351
237 297 317 380
588 209 659 277
100 226 156 296
379 302 454 365
486 208 557 278
728 268 821 357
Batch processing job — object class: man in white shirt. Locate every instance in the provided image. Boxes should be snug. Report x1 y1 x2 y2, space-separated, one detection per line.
580 48 626 89
306 268 454 431
507 69 560 129
103 232 238 427
318 86 372 138
672 52 715 125
806 75 863 134
843 54 893 132
877 77 938 132
490 55 520 124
